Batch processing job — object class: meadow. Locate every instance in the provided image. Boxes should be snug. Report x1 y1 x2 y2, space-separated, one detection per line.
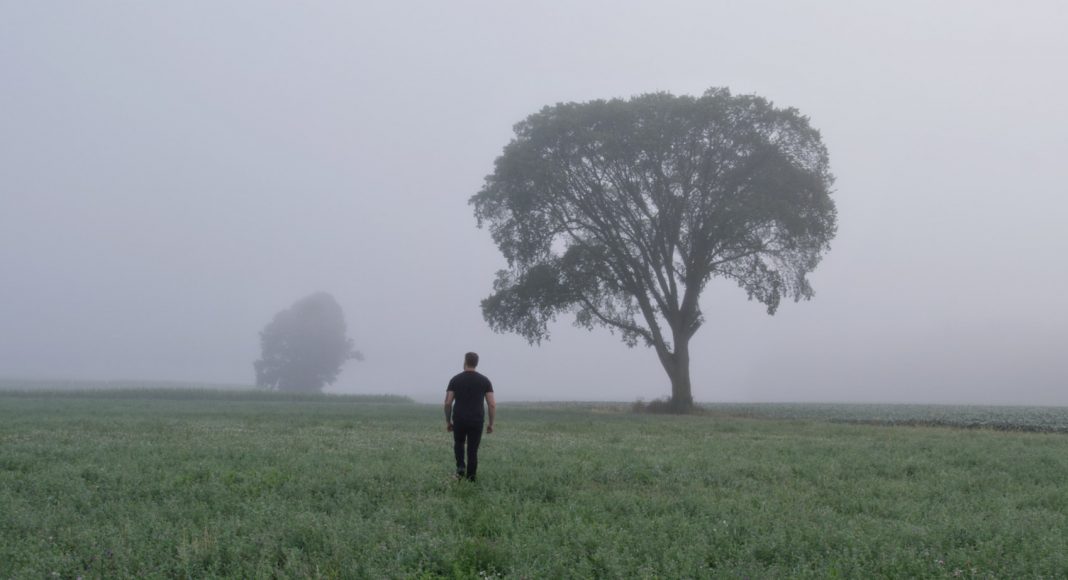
2 391 1067 578
702 402 1068 433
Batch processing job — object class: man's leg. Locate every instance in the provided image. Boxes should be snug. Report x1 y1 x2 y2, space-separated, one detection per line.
465 421 484 481
453 423 467 477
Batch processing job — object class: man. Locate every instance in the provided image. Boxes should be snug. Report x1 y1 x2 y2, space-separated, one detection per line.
444 352 496 481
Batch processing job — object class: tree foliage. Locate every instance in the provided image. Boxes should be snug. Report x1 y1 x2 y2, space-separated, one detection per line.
471 88 837 410
254 292 362 392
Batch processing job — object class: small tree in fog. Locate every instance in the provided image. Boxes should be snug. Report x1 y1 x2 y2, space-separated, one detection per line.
254 292 362 392
471 88 837 412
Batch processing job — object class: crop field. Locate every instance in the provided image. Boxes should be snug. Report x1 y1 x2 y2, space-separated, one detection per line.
2 391 1068 578
704 402 1068 433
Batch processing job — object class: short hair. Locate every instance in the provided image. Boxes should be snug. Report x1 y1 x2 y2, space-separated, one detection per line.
464 352 479 368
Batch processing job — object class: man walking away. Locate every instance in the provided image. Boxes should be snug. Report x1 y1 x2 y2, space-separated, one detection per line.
444 352 495 481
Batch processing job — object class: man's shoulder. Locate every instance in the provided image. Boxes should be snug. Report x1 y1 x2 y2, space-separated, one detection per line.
449 371 479 384
449 371 491 387
447 372 467 387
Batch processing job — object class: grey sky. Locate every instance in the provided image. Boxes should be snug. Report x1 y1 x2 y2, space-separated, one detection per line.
1 1 1065 404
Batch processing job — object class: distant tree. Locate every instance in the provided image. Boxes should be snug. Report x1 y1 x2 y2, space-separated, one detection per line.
471 88 837 412
254 292 362 392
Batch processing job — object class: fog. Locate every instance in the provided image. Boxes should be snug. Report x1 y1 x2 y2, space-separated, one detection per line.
2 1 1065 405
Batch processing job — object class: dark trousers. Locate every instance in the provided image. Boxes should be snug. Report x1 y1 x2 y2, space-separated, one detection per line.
453 419 483 480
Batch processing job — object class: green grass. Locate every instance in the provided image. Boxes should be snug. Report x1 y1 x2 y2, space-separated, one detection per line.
0 379 414 404
2 392 1067 578
704 402 1068 433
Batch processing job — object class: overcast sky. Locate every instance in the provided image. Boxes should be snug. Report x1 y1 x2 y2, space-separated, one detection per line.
2 1 1065 404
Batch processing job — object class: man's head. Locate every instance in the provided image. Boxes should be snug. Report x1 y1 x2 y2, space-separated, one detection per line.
464 352 479 370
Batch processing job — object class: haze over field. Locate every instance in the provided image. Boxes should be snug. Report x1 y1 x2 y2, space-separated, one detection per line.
2 1 1066 404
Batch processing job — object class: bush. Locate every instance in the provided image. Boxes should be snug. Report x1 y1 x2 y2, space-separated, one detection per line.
631 397 676 414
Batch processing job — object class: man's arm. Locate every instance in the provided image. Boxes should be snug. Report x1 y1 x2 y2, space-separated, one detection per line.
485 392 496 434
444 391 455 432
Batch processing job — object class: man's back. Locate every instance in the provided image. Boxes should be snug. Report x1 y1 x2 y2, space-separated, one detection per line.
447 370 493 423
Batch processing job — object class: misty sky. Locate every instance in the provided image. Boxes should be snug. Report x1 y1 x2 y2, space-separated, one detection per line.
2 1 1066 404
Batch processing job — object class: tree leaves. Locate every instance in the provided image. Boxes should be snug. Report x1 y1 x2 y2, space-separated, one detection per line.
471 88 837 405
253 293 361 392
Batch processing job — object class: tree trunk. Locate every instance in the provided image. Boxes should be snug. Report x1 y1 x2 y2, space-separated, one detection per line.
659 338 694 413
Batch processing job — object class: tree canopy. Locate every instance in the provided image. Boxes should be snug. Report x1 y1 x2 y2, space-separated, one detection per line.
471 88 837 411
254 292 362 392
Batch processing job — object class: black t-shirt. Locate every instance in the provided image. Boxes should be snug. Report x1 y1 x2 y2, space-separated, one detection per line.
447 370 493 423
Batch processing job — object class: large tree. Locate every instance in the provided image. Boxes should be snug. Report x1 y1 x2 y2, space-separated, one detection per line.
254 292 362 392
471 88 837 412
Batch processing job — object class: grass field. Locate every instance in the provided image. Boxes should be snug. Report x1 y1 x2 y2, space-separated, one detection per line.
2 391 1067 578
699 403 1068 433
